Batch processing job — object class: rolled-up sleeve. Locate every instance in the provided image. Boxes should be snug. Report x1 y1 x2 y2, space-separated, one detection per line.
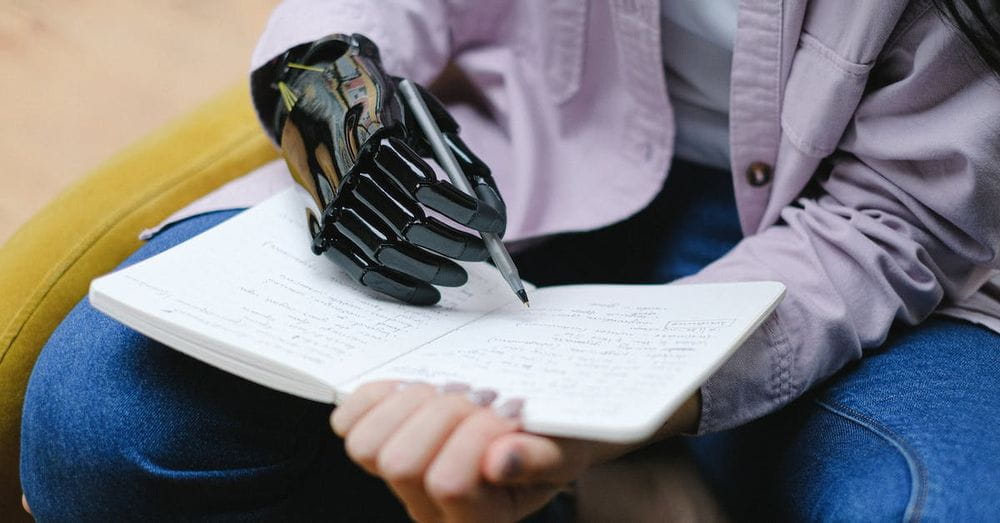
683 10 1000 433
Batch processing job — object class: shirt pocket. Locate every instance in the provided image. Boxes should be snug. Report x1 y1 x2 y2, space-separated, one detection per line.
515 0 588 104
781 32 875 158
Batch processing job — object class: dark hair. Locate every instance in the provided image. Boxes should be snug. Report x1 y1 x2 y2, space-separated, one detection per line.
932 0 1000 73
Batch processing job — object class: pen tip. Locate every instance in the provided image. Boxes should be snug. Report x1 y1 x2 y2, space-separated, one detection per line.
517 289 530 307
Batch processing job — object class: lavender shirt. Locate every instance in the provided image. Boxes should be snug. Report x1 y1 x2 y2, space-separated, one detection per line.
160 0 1000 433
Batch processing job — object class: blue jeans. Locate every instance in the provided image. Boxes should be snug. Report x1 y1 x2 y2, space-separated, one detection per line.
21 160 1000 520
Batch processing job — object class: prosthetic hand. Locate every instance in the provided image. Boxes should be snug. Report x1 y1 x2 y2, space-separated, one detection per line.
261 34 506 305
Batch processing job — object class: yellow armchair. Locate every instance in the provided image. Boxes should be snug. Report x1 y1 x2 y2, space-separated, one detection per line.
0 84 278 517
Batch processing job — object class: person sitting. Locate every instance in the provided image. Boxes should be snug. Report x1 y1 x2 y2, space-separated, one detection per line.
20 0 1000 520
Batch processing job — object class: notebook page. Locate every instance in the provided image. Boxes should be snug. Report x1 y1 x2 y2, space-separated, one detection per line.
342 281 784 441
91 188 518 401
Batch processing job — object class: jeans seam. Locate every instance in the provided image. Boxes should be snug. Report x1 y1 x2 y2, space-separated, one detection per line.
143 208 246 242
814 398 927 522
131 450 296 479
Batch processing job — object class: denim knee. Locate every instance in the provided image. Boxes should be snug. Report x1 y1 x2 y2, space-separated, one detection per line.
19 296 336 520
688 395 913 521
19 209 412 520
791 399 916 520
688 317 1000 520
816 318 1000 520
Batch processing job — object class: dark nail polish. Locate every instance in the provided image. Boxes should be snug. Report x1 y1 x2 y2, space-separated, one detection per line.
441 382 471 394
470 388 498 406
496 398 524 419
502 451 523 480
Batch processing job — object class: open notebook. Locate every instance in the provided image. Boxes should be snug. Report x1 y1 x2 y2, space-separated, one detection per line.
90 189 784 442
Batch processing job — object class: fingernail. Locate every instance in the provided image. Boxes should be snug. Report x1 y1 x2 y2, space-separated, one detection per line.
469 388 498 406
501 450 523 480
395 380 420 391
495 398 524 419
440 382 471 394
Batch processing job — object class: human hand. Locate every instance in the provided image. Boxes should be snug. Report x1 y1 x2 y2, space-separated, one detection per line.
331 381 701 522
266 34 506 305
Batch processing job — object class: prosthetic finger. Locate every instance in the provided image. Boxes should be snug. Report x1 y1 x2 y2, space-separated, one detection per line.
322 233 441 305
407 216 489 262
331 203 468 287
442 132 507 223
397 80 507 226
408 79 461 135
371 138 505 234
351 172 489 261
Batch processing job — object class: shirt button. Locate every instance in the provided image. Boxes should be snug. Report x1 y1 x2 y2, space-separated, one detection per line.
746 161 773 187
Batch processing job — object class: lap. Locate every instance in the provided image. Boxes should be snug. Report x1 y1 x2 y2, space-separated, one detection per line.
20 211 408 521
22 169 1000 519
688 316 1000 520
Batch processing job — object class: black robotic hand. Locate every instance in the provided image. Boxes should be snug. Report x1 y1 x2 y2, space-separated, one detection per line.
261 34 506 305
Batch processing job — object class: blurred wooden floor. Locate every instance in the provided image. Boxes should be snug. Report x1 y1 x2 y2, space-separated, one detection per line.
0 0 279 244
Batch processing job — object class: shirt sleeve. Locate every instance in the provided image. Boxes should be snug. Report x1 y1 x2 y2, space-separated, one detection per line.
681 7 1000 433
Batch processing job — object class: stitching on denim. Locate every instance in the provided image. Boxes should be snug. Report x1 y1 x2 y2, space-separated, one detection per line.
814 398 927 522
0 127 267 368
130 448 297 479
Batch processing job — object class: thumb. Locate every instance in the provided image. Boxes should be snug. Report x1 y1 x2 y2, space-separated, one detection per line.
483 433 594 486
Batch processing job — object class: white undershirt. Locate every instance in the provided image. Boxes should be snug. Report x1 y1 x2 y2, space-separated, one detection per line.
660 0 739 170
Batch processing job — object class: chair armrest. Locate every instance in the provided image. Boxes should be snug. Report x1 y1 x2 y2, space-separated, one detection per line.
0 83 278 515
